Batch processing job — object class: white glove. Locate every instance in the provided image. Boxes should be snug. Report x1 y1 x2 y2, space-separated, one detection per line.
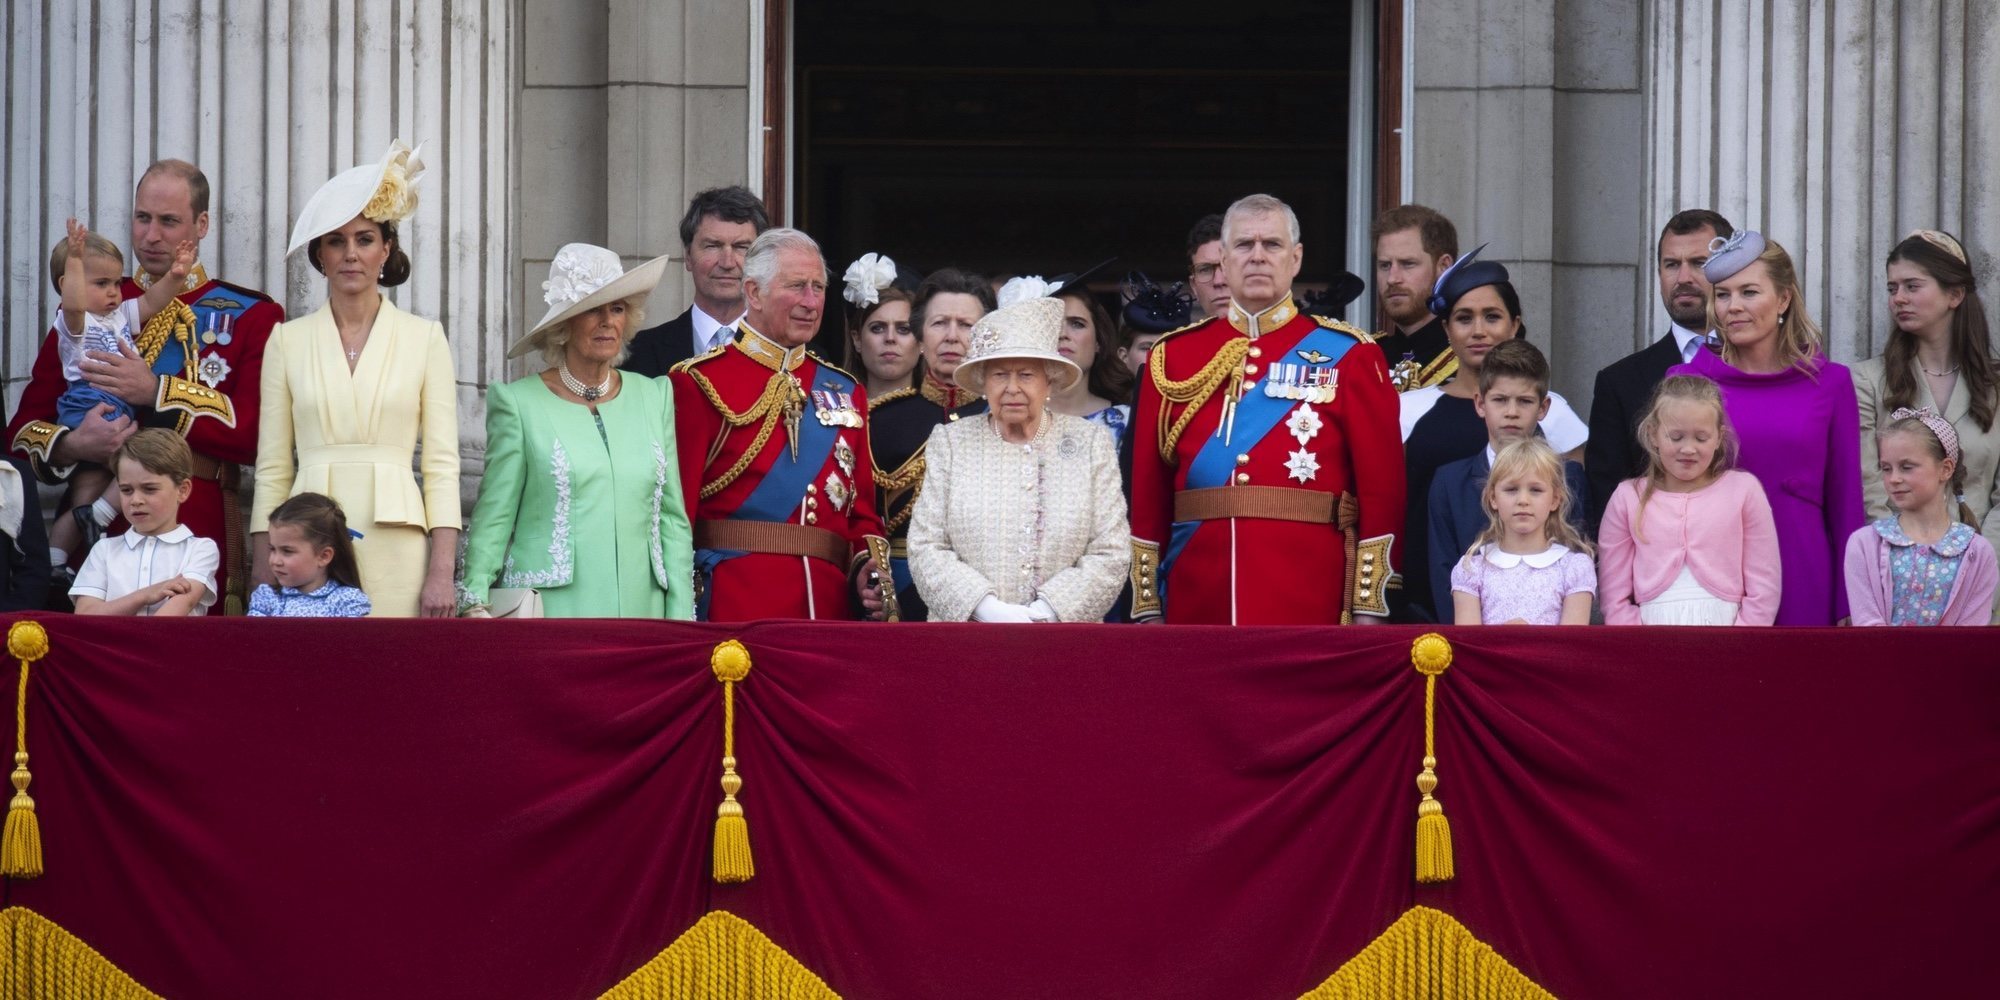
1026 598 1058 622
973 594 1035 623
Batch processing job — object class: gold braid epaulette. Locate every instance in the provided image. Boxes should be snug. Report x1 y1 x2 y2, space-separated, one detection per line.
877 452 927 535
1150 336 1251 462
868 386 916 412
1311 316 1375 343
133 298 194 365
684 368 801 500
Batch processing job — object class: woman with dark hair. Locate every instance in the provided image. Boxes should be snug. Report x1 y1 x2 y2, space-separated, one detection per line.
1854 230 2000 586
868 267 996 618
1669 230 1864 624
1395 247 1587 622
840 252 922 402
252 141 461 617
1050 286 1134 444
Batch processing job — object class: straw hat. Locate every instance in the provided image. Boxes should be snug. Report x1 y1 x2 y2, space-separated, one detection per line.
286 140 425 256
952 297 1080 394
505 244 671 359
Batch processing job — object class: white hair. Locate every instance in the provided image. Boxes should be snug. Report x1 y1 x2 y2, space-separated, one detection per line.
1221 193 1301 246
537 298 648 368
743 227 826 289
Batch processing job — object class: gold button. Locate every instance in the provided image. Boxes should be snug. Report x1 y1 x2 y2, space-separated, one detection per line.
1243 364 1258 376
1235 454 1250 466
1141 589 1153 598
807 498 819 509
806 513 818 525
1248 346 1262 358
1358 587 1371 598
807 484 818 495
1362 553 1375 563
1235 472 1250 485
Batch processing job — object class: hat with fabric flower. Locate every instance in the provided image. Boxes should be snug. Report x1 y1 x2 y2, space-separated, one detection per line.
953 297 1080 394
840 252 920 309
505 244 671 359
286 140 426 256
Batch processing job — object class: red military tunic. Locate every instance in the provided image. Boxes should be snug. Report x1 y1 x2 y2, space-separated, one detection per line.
6 266 281 608
1128 294 1405 624
669 324 886 621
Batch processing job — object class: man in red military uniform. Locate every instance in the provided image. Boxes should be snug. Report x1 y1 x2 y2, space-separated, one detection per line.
7 160 281 610
1129 194 1405 624
670 228 888 621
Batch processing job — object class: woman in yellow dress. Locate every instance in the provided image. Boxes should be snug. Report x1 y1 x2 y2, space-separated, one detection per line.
251 141 461 617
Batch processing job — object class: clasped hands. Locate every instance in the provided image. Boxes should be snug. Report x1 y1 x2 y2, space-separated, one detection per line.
973 594 1057 623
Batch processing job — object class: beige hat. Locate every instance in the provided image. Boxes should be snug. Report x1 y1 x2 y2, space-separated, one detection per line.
952 297 1080 394
286 140 425 256
505 244 671 359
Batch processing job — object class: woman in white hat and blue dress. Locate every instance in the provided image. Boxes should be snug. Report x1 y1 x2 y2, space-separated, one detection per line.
252 141 461 617
458 245 694 619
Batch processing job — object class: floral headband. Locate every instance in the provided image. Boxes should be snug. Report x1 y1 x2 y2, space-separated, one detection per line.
1908 229 1968 265
1889 406 1961 466
1703 230 1766 283
842 252 906 309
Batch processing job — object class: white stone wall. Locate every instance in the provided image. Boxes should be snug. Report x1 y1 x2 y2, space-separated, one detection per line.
1646 0 2000 362
2 0 514 480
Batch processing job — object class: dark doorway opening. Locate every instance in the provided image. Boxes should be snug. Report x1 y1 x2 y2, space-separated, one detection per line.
794 1 1354 305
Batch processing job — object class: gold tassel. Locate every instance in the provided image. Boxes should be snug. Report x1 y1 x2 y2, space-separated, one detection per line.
4 621 51 879
711 640 755 883
1410 633 1455 884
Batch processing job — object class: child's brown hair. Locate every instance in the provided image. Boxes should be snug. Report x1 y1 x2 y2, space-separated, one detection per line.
1475 337 1550 397
114 429 193 483
267 492 364 589
48 231 124 293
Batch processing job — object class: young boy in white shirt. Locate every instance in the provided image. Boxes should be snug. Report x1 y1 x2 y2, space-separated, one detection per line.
69 429 219 616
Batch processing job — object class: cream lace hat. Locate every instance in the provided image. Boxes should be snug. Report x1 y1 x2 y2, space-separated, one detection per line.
286 140 425 256
952 297 1080 394
505 244 671 359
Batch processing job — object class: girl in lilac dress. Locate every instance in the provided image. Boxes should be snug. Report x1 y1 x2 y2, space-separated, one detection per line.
1450 438 1596 625
1669 231 1865 624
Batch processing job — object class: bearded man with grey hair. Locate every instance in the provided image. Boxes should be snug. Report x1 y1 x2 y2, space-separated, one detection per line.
1126 194 1407 625
668 227 890 621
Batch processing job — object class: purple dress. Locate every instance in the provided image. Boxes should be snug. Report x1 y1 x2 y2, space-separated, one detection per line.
1669 349 1864 624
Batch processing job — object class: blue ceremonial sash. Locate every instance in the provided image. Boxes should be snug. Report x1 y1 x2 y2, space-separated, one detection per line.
1162 324 1356 617
694 366 853 620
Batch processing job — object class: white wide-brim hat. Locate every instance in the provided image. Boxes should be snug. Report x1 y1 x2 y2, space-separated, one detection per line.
505 244 671 359
953 297 1081 394
286 140 425 256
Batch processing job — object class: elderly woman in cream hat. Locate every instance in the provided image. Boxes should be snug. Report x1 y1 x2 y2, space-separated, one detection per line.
253 140 461 616
907 297 1131 622
458 244 694 618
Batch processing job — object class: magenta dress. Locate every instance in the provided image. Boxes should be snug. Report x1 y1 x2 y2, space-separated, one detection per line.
1669 349 1865 624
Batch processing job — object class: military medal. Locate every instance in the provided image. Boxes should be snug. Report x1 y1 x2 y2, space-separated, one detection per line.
813 383 863 428
1285 404 1322 445
1389 352 1420 392
835 437 855 478
1285 447 1321 484
196 352 232 388
823 472 850 513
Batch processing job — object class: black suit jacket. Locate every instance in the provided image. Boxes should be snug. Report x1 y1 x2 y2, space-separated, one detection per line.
1584 334 1685 534
625 307 698 378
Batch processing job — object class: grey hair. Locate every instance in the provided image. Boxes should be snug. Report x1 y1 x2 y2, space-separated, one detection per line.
742 227 826 290
538 298 649 369
1221 193 1302 246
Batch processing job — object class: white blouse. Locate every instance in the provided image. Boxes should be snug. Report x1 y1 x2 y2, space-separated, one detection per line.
908 411 1131 622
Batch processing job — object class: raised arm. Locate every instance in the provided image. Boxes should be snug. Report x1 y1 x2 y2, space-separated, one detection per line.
135 240 197 328
59 219 90 337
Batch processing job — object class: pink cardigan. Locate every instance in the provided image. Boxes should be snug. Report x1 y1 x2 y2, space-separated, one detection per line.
1843 520 2000 626
1596 471 1782 625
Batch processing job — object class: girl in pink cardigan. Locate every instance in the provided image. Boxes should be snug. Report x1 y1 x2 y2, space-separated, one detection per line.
1843 407 1998 625
1598 376 1782 625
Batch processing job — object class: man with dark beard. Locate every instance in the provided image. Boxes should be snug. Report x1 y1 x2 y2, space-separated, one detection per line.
1369 205 1458 393
1583 209 1735 533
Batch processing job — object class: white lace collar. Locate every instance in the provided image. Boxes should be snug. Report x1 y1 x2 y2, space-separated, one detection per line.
1481 542 1569 569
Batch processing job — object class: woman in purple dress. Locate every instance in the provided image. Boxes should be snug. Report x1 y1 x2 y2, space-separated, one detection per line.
1669 231 1864 624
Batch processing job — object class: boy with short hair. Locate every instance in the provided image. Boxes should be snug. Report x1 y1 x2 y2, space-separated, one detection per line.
1425 338 1589 615
46 219 199 572
70 429 219 616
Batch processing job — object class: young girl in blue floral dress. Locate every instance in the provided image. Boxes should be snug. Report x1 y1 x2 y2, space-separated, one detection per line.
247 493 372 617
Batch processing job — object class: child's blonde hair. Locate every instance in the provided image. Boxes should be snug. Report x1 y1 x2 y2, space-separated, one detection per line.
1878 412 1977 525
1632 375 1738 540
1464 437 1591 564
48 232 124 293
114 428 193 483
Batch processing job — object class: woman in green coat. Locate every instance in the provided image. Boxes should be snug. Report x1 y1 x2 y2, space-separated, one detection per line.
461 244 694 618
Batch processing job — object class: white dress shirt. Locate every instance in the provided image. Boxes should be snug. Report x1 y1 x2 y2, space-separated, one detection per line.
691 305 746 355
70 523 220 614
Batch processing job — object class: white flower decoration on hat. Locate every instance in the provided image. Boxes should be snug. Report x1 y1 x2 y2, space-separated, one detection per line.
286 140 426 256
996 274 1061 309
542 244 627 309
842 252 899 309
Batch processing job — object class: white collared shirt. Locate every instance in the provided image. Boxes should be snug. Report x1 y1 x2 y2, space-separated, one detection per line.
70 524 220 615
1669 323 1709 364
691 305 746 355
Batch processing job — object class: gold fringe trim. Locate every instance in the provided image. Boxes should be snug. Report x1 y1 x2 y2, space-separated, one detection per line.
1410 634 1455 884
1300 906 1554 1000
710 641 754 883
598 911 840 1000
4 622 50 879
0 907 165 999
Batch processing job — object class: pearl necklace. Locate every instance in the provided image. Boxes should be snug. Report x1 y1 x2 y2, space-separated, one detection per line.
558 362 612 401
1921 363 1959 377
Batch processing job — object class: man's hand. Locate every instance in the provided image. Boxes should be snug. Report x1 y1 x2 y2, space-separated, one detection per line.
48 403 136 467
856 558 886 621
82 340 162 407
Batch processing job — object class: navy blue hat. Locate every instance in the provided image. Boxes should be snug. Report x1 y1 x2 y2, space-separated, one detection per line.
1297 271 1368 316
1118 274 1194 333
1427 243 1510 316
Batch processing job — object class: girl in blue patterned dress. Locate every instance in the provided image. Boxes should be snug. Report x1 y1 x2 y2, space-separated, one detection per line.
1843 408 1998 625
247 493 373 618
